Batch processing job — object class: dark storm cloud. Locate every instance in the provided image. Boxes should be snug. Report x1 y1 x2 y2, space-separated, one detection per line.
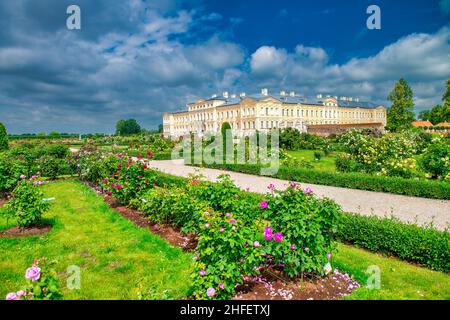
0 0 449 134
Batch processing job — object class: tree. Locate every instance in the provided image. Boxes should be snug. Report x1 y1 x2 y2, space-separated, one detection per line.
0 122 8 151
418 110 431 121
443 77 450 106
158 124 163 133
115 119 142 135
386 78 415 131
48 131 60 138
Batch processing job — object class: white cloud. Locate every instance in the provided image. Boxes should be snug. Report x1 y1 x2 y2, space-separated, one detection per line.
251 46 288 78
249 27 450 111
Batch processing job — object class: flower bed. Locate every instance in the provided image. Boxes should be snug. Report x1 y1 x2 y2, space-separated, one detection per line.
72 149 343 299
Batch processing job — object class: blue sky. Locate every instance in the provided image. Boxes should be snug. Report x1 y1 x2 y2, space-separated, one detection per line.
0 0 449 133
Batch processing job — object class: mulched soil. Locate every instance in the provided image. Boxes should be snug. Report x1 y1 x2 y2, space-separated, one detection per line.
0 224 52 238
234 268 361 300
86 182 361 300
102 194 197 251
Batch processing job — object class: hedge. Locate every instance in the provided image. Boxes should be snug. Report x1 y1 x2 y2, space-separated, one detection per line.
148 169 450 272
336 213 450 272
193 163 450 200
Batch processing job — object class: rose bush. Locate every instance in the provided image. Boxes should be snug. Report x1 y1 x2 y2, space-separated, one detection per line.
5 258 62 300
259 183 339 277
3 176 50 227
191 210 265 300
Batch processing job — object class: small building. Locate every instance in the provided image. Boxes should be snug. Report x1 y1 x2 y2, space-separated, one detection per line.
411 120 433 127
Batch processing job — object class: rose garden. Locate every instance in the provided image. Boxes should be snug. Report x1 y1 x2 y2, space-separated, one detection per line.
0 123 449 301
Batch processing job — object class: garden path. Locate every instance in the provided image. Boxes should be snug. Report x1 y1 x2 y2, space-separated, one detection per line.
149 159 450 231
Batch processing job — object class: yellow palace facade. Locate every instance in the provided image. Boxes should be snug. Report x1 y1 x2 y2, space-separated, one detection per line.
163 89 386 138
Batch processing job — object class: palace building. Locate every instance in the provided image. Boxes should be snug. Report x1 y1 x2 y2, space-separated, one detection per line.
163 89 386 138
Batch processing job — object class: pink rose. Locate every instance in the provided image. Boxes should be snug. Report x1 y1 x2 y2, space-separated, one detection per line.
20 174 26 180
25 266 41 282
219 283 224 290
304 187 313 194
116 184 122 190
253 241 260 247
219 227 225 232
16 290 25 298
327 252 332 260
274 232 283 242
206 287 215 297
259 201 268 209
199 269 206 276
229 219 237 224
205 223 210 228
6 292 18 300
107 191 112 196
226 213 232 217
267 183 275 191
290 244 296 250
304 247 310 252
290 182 297 188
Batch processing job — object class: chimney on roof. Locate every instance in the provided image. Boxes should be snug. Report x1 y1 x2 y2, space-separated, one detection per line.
211 94 217 98
231 94 236 99
261 88 268 96
348 97 353 102
240 92 246 98
355 98 360 102
289 91 296 97
316 94 322 99
223 91 229 99
280 90 286 96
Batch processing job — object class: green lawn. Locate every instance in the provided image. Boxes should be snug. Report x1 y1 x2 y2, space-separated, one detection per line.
335 243 450 300
287 149 339 172
0 180 192 300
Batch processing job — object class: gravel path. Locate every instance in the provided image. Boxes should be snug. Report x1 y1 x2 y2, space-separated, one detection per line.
149 159 450 231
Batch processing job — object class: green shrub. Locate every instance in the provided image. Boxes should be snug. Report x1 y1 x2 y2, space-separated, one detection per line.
6 258 62 300
336 213 450 272
191 210 264 300
36 156 72 179
0 122 8 151
0 156 27 194
4 178 50 227
139 186 209 233
314 151 323 161
419 135 450 180
261 184 339 276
